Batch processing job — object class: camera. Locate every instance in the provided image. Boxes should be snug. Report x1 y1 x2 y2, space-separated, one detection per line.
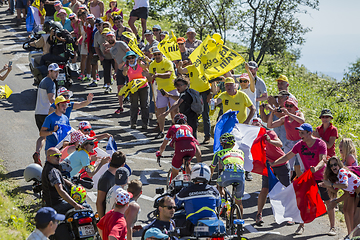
156 187 164 195
276 107 282 112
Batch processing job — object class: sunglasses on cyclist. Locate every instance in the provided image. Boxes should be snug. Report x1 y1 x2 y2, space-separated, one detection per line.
329 163 338 168
285 104 294 108
49 153 62 158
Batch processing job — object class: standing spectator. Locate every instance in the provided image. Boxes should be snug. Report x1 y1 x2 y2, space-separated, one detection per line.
85 14 99 87
26 207 65 240
6 0 15 15
152 25 161 42
124 180 142 240
77 9 89 82
97 189 131 240
128 0 149 41
105 31 131 108
89 0 104 18
15 0 28 26
177 37 192 62
0 64 12 81
57 9 73 32
142 30 159 59
114 15 133 42
246 61 268 114
177 60 211 143
239 63 256 117
144 47 178 139
105 167 130 214
160 31 168 41
68 0 81 14
53 1 72 22
267 97 305 176
122 51 150 129
213 77 255 124
33 63 59 166
270 123 335 236
185 28 202 51
339 138 358 166
313 109 338 158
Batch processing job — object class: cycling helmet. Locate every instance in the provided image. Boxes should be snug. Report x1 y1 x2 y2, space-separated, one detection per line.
70 185 87 203
190 163 211 183
220 132 235 145
24 163 43 182
43 20 54 33
174 113 187 124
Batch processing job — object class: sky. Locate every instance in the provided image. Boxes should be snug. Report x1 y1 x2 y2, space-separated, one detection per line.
297 0 360 80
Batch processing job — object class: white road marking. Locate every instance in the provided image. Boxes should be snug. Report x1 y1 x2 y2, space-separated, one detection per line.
140 168 167 185
127 155 171 164
16 64 31 73
139 194 161 202
11 53 28 61
242 192 251 201
87 191 97 203
2 25 27 41
244 224 258 233
0 44 23 51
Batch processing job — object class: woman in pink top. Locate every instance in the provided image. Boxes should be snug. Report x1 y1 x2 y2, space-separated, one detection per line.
267 97 305 174
122 51 150 130
320 156 360 234
89 0 104 18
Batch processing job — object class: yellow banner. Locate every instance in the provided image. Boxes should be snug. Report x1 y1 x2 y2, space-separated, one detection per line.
0 85 13 99
118 78 148 98
122 32 144 57
158 31 181 61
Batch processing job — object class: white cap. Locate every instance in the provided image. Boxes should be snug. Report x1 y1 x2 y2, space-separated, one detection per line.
48 63 61 71
186 27 196 33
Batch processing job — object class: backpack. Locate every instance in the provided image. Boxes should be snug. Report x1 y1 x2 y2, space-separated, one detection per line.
186 88 204 115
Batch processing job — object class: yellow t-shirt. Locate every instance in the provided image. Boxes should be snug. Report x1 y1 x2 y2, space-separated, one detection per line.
186 65 211 93
218 90 253 123
149 58 176 92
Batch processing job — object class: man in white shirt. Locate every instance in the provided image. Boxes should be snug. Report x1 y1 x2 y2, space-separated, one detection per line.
105 167 129 213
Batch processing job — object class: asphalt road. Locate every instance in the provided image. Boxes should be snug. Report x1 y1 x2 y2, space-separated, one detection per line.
0 8 347 240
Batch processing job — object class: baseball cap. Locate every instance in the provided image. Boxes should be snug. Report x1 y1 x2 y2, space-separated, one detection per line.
274 90 290 97
239 73 250 81
101 28 111 34
152 25 161 30
151 47 161 53
95 18 103 24
70 130 84 144
115 167 130 185
144 228 169 240
276 75 289 82
319 109 333 119
296 123 313 132
160 31 169 36
79 121 92 130
68 13 76 19
57 87 73 97
48 63 61 71
115 188 133 205
186 27 196 33
144 29 153 35
78 4 87 9
55 95 70 105
79 135 95 145
248 61 258 69
54 1 61 6
224 77 235 84
106 31 115 37
57 9 67 16
177 37 186 43
86 14 95 19
35 207 65 225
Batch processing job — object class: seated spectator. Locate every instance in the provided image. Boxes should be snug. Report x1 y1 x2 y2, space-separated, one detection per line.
105 167 130 213
53 1 72 22
60 130 84 160
185 28 202 51
124 179 143 240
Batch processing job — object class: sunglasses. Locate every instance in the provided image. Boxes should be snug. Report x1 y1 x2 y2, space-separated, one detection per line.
329 163 338 168
62 94 70 98
321 116 330 119
49 153 62 158
127 56 136 60
239 80 249 83
178 43 184 45
83 128 92 132
70 18 75 20
162 205 176 210
87 142 95 146
153 29 161 32
153 53 162 56
285 104 294 108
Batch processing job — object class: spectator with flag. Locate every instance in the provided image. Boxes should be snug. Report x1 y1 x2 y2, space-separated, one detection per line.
270 123 336 235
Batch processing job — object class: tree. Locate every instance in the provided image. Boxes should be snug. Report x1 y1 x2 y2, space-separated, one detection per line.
236 0 319 66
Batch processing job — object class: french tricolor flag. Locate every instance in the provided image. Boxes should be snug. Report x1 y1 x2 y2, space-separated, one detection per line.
267 164 327 224
213 110 267 175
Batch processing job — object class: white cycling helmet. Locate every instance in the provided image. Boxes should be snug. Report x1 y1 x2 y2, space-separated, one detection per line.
190 163 211 183
24 163 43 182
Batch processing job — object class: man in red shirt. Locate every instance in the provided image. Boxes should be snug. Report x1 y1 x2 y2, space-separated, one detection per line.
313 109 338 158
251 118 291 226
97 188 133 240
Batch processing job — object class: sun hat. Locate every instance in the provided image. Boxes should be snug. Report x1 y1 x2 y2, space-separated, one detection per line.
284 97 299 111
123 51 137 62
48 63 61 71
177 37 186 43
248 61 258 69
57 9 67 17
57 87 73 98
101 28 111 34
186 27 196 33
79 135 95 146
319 109 333 119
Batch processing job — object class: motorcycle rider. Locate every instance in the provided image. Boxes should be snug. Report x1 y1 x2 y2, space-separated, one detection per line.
41 147 90 240
175 163 221 236
29 20 52 68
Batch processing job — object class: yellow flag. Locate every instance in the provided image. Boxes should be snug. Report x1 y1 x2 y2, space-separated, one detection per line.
118 78 147 97
111 9 122 17
158 31 181 61
118 81 133 98
122 32 144 57
0 85 13 99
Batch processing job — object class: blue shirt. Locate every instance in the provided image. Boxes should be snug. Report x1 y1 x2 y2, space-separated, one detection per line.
42 112 70 150
62 18 73 32
50 101 74 118
68 150 90 177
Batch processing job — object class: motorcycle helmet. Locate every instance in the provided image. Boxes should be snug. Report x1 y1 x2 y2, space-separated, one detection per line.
190 163 211 183
24 163 43 182
220 132 235 146
174 113 187 124
70 185 87 203
43 20 54 33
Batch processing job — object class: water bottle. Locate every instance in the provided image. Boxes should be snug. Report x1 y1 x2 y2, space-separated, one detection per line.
210 98 215 110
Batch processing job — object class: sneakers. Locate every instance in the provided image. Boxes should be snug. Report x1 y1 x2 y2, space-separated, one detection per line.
295 225 304 235
256 213 264 226
96 74 100 81
202 136 210 144
142 124 148 130
245 171 253 181
114 107 124 114
32 152 42 166
131 124 136 129
78 74 85 81
328 227 336 236
286 221 295 225
87 81 98 87
155 132 165 139
82 76 91 82
104 86 112 94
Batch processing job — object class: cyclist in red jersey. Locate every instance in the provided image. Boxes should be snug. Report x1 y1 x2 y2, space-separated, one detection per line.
156 113 201 179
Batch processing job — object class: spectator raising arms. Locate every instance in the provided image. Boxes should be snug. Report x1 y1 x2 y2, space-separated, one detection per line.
0 63 12 81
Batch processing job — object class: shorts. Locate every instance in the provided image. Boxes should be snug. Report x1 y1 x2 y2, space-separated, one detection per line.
130 7 149 20
35 114 47 131
80 43 88 55
217 170 245 200
316 180 330 201
172 140 196 170
116 68 128 86
262 163 291 188
156 89 179 109
90 54 99 65
15 0 27 9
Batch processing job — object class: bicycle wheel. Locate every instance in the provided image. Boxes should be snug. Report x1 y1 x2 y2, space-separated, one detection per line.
166 168 172 190
230 203 242 236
